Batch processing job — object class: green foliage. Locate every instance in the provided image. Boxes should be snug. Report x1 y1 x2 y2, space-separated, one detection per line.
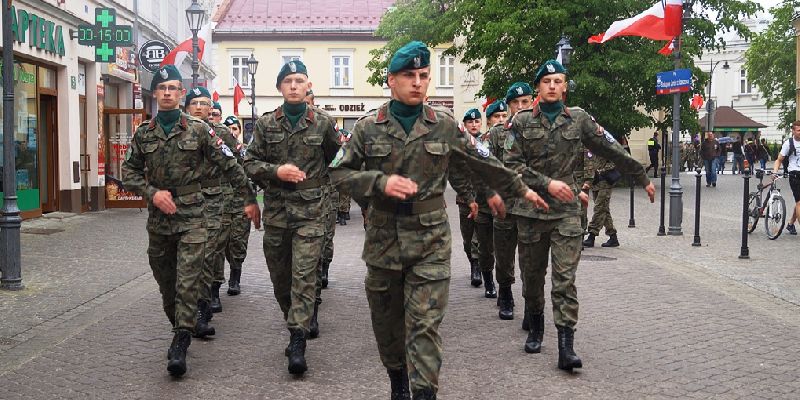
368 0 761 136
744 1 798 131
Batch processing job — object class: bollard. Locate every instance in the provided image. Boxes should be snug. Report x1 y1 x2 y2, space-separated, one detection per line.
657 165 667 236
628 175 636 228
739 170 750 259
692 168 702 247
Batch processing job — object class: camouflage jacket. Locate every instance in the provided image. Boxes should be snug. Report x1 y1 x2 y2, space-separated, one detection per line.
447 129 482 206
485 121 517 210
584 149 616 190
122 112 255 235
243 105 340 228
210 121 252 214
505 105 648 220
330 101 529 271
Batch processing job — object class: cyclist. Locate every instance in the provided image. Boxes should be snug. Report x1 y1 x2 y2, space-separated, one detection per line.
774 121 800 235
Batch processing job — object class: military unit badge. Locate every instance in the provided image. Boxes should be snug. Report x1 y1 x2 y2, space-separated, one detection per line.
330 147 346 168
159 68 168 79
220 144 234 157
547 64 555 73
289 62 297 73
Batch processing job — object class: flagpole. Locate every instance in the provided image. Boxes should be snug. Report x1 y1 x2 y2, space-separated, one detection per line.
667 22 684 235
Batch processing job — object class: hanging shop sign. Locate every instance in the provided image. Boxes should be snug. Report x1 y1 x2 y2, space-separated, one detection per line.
77 8 134 63
139 40 171 73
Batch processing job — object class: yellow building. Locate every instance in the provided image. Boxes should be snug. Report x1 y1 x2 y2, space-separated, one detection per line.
212 0 457 134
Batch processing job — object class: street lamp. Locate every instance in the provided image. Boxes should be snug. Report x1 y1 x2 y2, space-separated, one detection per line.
185 0 205 87
247 53 259 143
555 35 574 66
705 60 730 133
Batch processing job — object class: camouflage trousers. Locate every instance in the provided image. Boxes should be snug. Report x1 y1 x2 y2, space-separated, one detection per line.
338 192 352 213
200 192 226 305
588 186 616 236
517 215 582 328
225 210 251 272
263 223 325 333
365 264 450 395
457 203 479 262
493 213 518 288
316 207 337 304
474 211 495 273
147 228 207 332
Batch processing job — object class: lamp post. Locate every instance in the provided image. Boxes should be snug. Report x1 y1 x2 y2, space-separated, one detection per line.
704 59 730 133
247 53 259 143
1 0 24 290
555 35 576 100
185 0 205 87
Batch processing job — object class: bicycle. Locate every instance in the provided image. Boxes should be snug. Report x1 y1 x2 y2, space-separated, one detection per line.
747 169 787 240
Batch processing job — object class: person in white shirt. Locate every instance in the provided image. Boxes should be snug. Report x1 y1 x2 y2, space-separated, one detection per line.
774 121 800 235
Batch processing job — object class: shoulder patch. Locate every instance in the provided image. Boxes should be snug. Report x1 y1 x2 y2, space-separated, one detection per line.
330 147 346 168
504 132 515 151
220 143 234 157
602 130 616 143
209 128 216 137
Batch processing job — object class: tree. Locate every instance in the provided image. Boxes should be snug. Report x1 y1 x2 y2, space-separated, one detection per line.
368 0 761 137
744 1 797 132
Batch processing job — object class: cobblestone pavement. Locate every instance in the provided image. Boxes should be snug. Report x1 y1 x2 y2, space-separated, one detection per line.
1 173 798 399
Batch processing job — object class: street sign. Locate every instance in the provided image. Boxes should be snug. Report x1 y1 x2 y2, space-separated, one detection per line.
656 69 692 95
139 40 172 72
77 8 134 63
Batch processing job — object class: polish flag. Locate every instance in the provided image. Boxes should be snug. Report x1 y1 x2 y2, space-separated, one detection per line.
232 79 246 116
690 94 704 110
481 97 496 112
160 38 205 67
658 39 675 56
589 0 682 44
212 90 220 102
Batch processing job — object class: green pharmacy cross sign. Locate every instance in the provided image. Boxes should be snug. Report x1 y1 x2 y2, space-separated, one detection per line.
77 8 134 63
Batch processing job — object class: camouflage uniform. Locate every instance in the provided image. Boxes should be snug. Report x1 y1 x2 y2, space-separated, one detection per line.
505 105 649 329
486 121 518 288
585 152 617 238
222 132 252 282
330 102 530 394
122 113 254 333
243 105 339 334
316 184 337 303
578 148 590 233
472 131 496 278
447 156 479 278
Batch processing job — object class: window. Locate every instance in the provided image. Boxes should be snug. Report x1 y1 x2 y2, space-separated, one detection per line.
282 55 302 65
438 54 455 87
332 56 352 88
231 56 250 88
740 69 752 94
279 49 304 66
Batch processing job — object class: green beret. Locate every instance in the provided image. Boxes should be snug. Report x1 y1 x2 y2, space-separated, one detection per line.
388 41 430 73
185 86 211 107
486 100 507 117
463 108 481 122
223 116 240 128
212 101 222 111
276 60 308 87
505 82 533 103
534 59 567 85
151 65 182 92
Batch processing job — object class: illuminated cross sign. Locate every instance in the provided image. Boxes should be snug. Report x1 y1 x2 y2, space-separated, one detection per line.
77 8 134 63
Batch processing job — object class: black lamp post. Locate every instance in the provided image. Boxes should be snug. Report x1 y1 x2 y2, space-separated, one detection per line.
185 0 205 87
555 36 577 98
247 53 259 142
705 59 730 133
1 0 24 290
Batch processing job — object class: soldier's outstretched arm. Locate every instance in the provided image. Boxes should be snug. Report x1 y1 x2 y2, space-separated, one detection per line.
578 118 650 189
329 121 389 201
322 116 342 165
447 157 476 205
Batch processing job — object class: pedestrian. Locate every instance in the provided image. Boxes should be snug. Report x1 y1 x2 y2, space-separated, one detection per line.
732 136 745 174
122 65 260 377
717 141 728 175
582 151 621 248
774 121 800 235
645 132 661 178
329 41 547 400
453 108 482 287
758 137 770 170
222 115 252 296
744 137 757 174
701 132 720 187
243 60 341 375
505 59 656 371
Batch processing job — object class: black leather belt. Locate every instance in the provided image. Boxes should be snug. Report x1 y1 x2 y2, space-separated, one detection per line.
372 196 445 216
279 177 323 190
167 183 202 197
201 178 222 188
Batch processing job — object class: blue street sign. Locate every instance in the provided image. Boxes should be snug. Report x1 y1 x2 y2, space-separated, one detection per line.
656 69 692 95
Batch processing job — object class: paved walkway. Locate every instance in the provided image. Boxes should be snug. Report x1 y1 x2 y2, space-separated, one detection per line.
0 174 798 399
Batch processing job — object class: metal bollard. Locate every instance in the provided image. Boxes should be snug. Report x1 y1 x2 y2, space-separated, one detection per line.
628 175 636 228
692 168 702 247
657 165 667 236
739 170 750 259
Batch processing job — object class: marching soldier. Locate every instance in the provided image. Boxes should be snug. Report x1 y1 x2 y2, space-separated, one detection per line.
222 115 252 296
582 151 621 247
505 59 654 371
210 101 223 124
456 108 482 287
243 60 340 375
122 65 259 377
337 129 354 225
330 41 547 400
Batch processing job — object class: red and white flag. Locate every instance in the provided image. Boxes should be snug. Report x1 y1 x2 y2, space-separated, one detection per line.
589 0 682 44
212 90 220 102
690 94 704 110
658 39 675 56
232 78 246 116
160 38 205 67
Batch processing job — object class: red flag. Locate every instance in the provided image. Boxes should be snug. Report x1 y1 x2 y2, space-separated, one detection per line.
589 0 682 44
212 90 220 102
232 80 246 116
658 39 675 56
690 94 704 110
481 97 496 112
160 38 206 67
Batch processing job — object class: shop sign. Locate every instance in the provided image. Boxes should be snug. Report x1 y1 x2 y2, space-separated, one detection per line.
77 8 134 63
0 61 36 84
9 6 67 57
107 48 137 82
139 40 171 72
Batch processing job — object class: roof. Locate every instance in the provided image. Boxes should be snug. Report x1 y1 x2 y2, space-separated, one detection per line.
214 0 396 36
699 106 767 130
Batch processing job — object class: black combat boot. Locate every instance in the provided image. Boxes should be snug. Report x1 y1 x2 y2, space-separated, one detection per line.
469 258 482 287
167 330 191 377
337 211 347 225
412 388 436 400
309 302 320 339
521 305 530 331
582 233 595 248
387 368 411 400
524 312 544 354
557 326 583 371
210 282 222 313
344 211 350 220
498 286 514 320
321 261 330 289
227 268 241 296
482 270 496 298
286 329 308 375
601 234 619 247
193 299 216 338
